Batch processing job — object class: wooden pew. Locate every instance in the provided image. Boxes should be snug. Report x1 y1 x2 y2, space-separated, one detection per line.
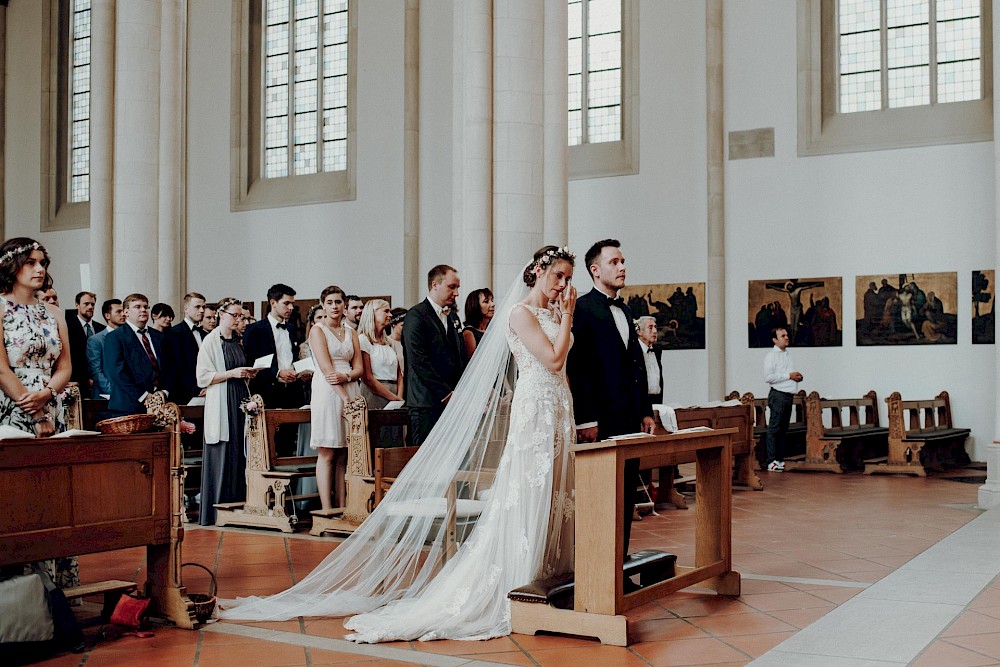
214 397 317 532
0 399 198 629
672 402 762 491
785 391 888 473
311 401 409 536
865 391 970 477
81 397 109 431
176 404 204 522
728 390 808 468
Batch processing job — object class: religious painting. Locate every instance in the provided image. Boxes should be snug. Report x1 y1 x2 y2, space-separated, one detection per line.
855 272 957 346
747 277 843 348
972 270 995 344
620 283 706 350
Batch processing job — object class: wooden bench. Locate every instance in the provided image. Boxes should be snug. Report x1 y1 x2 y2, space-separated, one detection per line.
214 397 317 532
0 398 198 629
311 403 410 536
80 397 109 431
673 402 762 491
864 391 971 477
728 390 807 468
785 391 888 473
176 404 204 522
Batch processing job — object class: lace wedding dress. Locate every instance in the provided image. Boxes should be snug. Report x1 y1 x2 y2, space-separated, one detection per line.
343 303 574 642
218 284 575 644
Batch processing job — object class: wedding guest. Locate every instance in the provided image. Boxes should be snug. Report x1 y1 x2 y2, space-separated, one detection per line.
0 238 77 591
150 303 175 331
237 310 252 337
294 303 326 505
87 298 123 399
245 284 306 410
310 285 362 510
66 290 104 390
103 293 166 416
344 294 364 330
195 297 258 526
163 292 207 405
358 299 403 409
202 303 219 333
388 307 406 347
299 304 325 361
38 287 59 306
403 265 465 445
462 287 494 358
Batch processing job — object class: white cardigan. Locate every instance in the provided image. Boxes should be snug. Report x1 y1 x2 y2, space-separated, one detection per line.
195 328 238 444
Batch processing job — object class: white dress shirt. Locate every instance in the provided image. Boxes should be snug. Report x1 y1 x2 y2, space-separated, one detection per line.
127 320 158 361
640 341 661 395
184 316 203 347
268 313 294 370
79 314 95 337
763 346 798 394
427 295 450 328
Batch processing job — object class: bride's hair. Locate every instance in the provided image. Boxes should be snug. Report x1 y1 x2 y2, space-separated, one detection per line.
523 245 576 287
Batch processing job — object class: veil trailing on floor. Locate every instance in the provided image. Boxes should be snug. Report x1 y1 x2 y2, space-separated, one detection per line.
217 266 531 621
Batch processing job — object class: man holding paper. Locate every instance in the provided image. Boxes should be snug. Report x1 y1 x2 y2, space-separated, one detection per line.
243 284 311 411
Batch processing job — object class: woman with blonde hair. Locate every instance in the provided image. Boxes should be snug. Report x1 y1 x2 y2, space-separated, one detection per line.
357 299 403 410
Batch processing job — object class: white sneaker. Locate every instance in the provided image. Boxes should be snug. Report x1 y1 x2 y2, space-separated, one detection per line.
767 460 784 472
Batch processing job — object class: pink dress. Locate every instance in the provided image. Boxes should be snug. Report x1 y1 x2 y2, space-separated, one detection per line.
310 323 360 449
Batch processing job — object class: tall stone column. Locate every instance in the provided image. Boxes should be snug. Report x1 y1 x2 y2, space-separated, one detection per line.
979 6 1000 510
157 0 184 307
403 0 420 306
706 0 726 401
90 0 116 300
492 0 544 288
113 0 160 299
455 0 493 291
542 0 567 247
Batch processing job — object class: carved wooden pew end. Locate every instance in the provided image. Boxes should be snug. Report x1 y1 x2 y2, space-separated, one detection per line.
785 390 887 474
865 391 970 477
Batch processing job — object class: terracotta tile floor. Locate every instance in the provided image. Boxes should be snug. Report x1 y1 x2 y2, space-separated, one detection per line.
18 470 1000 667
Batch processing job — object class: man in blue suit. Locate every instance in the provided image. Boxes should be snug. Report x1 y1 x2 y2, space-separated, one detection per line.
103 293 166 416
87 298 124 399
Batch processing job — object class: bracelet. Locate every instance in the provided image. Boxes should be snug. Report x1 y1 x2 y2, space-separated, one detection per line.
47 387 58 401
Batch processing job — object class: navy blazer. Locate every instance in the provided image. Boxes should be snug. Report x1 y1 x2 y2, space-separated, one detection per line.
65 310 105 386
243 317 303 408
163 321 202 404
102 323 164 416
402 299 466 408
566 288 653 438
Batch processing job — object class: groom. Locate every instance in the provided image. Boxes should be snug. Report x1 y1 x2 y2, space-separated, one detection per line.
567 239 655 559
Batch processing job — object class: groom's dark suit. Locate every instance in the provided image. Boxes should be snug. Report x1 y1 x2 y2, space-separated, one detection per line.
103 323 165 416
567 288 653 552
402 298 466 445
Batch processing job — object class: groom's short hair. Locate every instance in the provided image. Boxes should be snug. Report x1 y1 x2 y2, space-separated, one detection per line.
584 239 621 279
427 264 457 290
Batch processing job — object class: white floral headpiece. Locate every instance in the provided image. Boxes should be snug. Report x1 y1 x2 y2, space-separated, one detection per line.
0 242 43 265
534 246 575 271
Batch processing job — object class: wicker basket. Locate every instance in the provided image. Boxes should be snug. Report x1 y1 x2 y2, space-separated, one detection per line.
181 562 217 623
95 413 157 435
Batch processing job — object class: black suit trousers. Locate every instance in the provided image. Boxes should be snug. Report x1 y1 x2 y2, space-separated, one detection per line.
408 405 445 447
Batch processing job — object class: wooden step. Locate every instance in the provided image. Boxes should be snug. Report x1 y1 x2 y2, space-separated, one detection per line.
63 579 136 600
310 506 346 518
213 501 245 509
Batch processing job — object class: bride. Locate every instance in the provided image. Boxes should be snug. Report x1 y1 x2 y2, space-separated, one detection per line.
218 245 578 643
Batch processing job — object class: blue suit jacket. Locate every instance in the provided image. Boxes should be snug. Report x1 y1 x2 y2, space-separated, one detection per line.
102 324 165 416
87 327 113 399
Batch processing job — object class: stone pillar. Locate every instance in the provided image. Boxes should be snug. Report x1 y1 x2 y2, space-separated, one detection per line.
157 0 184 308
113 0 160 299
542 0 567 247
706 0 726 401
979 6 1000 510
492 0 544 288
90 0 116 300
456 0 493 291
403 0 421 306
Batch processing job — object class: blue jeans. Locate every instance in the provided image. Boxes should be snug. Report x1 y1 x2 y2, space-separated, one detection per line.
766 388 793 463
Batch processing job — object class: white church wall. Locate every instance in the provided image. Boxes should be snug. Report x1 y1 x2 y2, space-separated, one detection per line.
569 0 710 407
186 0 407 308
724 1 995 460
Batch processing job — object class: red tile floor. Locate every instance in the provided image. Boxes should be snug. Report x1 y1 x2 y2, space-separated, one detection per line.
21 470 1000 666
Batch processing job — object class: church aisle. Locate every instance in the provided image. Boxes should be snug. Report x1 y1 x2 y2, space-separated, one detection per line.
23 471 993 667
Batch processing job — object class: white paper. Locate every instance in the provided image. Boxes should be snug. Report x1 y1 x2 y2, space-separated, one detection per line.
187 397 206 406
383 400 405 410
672 426 715 434
51 429 102 438
252 354 274 369
293 357 315 374
0 425 35 439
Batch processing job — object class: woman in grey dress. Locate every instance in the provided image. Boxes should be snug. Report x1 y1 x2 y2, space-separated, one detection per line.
195 297 259 525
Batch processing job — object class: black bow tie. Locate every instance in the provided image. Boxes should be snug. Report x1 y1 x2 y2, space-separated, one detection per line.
275 322 287 330
194 326 206 336
607 296 626 310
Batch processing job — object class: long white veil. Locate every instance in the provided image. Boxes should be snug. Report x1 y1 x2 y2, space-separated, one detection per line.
218 266 530 621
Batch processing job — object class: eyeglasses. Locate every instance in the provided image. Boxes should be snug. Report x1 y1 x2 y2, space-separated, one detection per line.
222 311 246 321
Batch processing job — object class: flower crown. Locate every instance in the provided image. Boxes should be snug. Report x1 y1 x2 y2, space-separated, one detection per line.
217 298 242 312
0 242 44 265
534 246 575 271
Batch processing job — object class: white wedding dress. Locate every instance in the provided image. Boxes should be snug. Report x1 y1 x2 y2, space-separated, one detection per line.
218 297 575 643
